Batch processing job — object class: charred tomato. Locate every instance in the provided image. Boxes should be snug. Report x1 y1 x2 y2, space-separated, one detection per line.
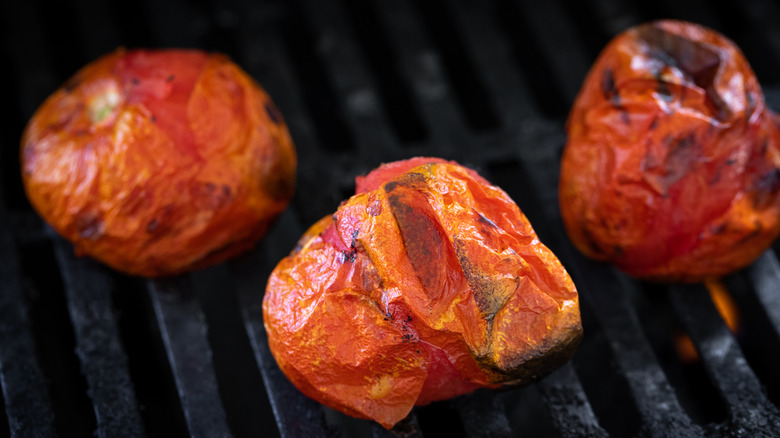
263 157 582 428
21 48 296 277
559 20 780 282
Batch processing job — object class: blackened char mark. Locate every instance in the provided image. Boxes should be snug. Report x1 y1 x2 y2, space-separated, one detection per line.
453 238 517 319
637 24 729 121
659 132 700 190
384 171 428 194
752 168 780 209
385 174 454 301
600 67 629 124
76 212 104 239
656 76 673 103
601 68 620 106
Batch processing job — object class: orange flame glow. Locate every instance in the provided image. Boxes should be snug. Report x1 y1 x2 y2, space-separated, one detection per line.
674 279 741 364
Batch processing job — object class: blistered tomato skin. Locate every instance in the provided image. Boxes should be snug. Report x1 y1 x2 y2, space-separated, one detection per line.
21 48 296 277
560 20 780 282
263 158 582 429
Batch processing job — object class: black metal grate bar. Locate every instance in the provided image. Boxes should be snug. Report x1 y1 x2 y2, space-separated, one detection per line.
68 0 121 57
371 414 422 438
446 1 538 124
745 251 780 337
535 364 608 438
501 150 702 435
142 0 199 48
0 207 57 437
0 0 60 117
507 0 592 108
450 390 512 438
6 1 780 437
581 0 641 40
669 284 780 435
299 0 409 154
146 277 233 438
232 0 353 225
372 0 472 153
51 238 145 438
569 260 702 437
230 210 334 438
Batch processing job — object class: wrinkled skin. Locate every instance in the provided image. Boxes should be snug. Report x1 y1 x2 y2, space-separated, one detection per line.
264 158 582 428
560 20 780 282
22 48 296 277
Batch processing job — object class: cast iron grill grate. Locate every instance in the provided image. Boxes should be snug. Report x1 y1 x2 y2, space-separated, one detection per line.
3 0 780 437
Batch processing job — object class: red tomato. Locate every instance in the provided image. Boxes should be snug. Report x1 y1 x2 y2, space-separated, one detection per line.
22 48 296 277
264 158 582 428
560 20 780 282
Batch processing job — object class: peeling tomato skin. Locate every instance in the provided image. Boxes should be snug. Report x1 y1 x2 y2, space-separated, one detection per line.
263 159 582 429
21 48 296 277
560 20 780 282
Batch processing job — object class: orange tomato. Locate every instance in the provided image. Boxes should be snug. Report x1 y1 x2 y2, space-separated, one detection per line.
263 157 582 428
21 48 296 277
560 20 780 282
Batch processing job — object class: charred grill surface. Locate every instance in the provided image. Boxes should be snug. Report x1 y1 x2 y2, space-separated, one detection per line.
3 0 780 437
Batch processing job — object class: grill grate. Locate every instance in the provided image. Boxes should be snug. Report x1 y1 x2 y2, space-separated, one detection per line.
3 0 780 437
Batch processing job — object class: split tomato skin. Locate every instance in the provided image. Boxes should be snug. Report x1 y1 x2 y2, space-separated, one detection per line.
263 158 582 429
560 20 780 282
21 48 296 277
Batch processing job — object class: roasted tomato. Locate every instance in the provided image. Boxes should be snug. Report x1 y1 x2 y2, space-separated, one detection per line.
21 48 296 277
559 20 780 282
263 157 582 428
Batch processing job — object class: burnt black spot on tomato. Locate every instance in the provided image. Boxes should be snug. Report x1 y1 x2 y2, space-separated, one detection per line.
150 115 157 123
146 218 159 233
620 108 630 125
264 102 283 125
166 74 175 82
76 212 104 239
383 172 427 195
476 211 498 229
755 168 780 194
711 223 727 235
384 180 401 194
760 137 770 155
751 168 780 209
387 179 457 302
146 205 175 239
340 249 357 263
656 79 673 103
664 133 700 186
453 238 517 318
747 89 756 114
131 77 140 86
581 224 608 258
601 68 620 106
350 229 359 248
756 168 780 192
649 116 659 131
638 23 729 121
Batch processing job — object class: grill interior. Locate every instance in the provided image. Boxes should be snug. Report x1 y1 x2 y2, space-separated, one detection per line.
4 0 780 437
